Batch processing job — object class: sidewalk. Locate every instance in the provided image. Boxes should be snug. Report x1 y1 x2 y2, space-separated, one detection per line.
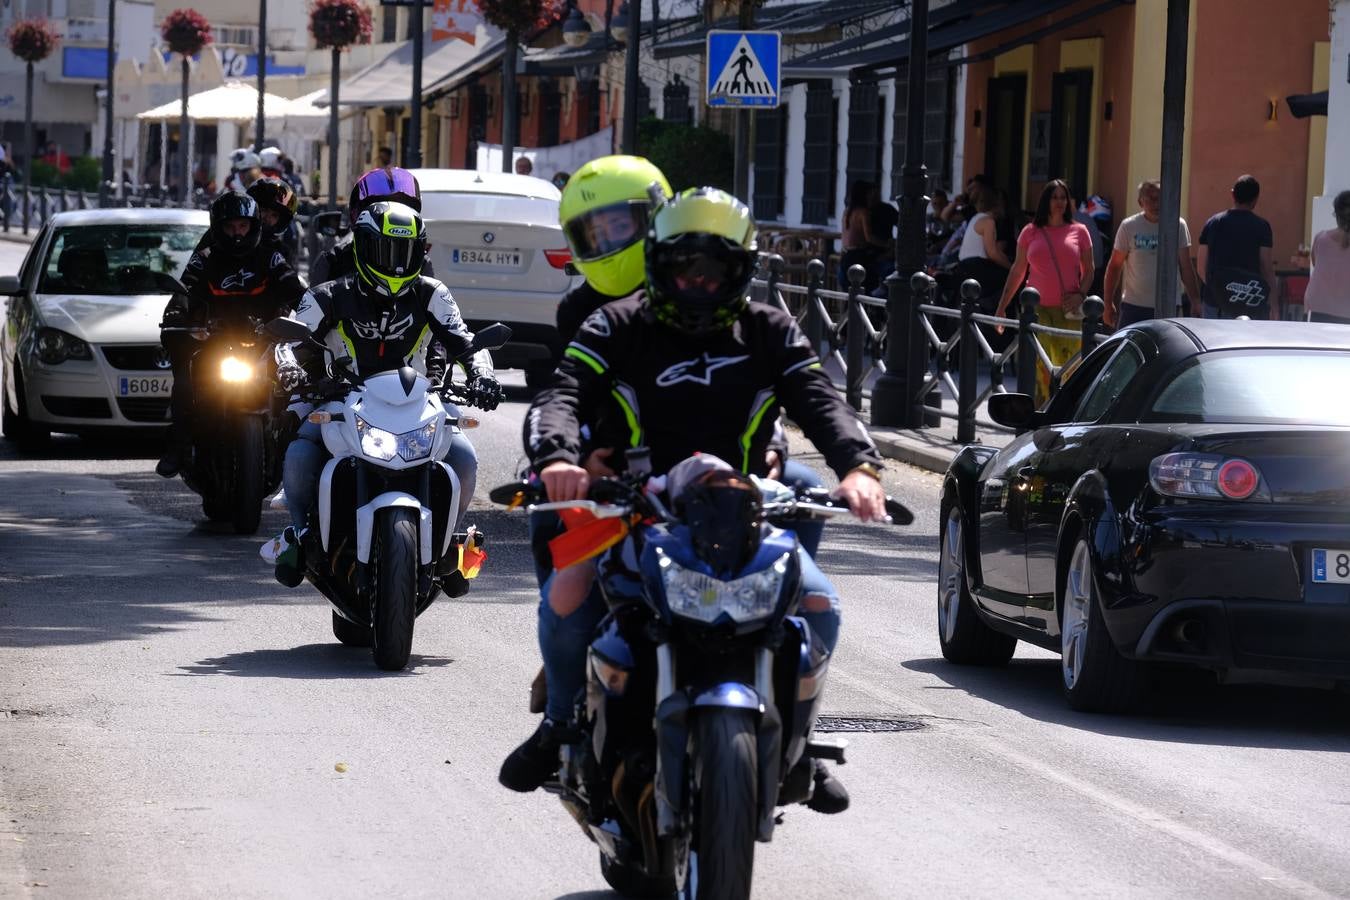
870 424 1012 475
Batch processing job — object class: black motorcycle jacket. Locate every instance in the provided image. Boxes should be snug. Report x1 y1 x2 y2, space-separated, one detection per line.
526 296 882 479
279 273 494 382
167 241 306 328
309 234 436 287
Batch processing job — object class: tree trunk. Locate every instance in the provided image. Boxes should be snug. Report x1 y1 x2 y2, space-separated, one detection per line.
328 47 340 210
501 30 517 173
22 61 32 234
179 56 190 205
255 0 268 152
100 0 117 207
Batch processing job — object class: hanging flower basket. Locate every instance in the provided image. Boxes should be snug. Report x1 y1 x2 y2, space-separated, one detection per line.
474 0 561 35
160 9 213 57
6 18 60 64
309 0 373 51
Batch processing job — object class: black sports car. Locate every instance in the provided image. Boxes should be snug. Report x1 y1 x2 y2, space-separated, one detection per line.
940 319 1350 711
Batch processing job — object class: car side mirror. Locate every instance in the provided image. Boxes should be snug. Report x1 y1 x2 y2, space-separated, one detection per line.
0 275 22 296
471 322 512 352
987 392 1040 431
263 316 314 343
563 262 580 277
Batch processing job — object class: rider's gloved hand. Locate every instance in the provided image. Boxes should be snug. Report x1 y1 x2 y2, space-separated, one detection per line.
277 363 307 392
467 374 504 411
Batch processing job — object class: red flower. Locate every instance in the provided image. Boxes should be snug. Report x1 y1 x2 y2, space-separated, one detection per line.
6 18 60 64
160 8 214 57
309 0 374 51
474 0 562 35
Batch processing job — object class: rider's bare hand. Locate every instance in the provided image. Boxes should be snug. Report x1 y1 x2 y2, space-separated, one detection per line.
541 461 590 502
834 470 887 522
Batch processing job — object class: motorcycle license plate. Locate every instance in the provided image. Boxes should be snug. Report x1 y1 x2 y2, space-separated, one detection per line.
451 247 522 269
118 376 172 397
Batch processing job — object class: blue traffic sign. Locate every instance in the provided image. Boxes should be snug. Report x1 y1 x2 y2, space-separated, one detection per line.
705 30 780 109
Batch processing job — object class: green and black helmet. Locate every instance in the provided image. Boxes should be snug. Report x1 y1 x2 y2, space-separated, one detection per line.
352 200 426 298
645 188 758 336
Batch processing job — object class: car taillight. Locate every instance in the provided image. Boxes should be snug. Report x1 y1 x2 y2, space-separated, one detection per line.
1149 452 1268 501
544 248 572 269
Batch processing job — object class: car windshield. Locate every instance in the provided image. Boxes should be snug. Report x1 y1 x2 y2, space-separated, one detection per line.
38 224 207 296
1148 350 1350 426
419 192 559 227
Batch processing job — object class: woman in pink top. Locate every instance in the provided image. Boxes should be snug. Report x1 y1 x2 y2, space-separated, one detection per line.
1305 190 1350 324
995 179 1095 404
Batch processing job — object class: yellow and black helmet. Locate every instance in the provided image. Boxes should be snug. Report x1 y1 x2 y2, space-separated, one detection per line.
644 187 757 335
352 200 425 299
559 155 672 297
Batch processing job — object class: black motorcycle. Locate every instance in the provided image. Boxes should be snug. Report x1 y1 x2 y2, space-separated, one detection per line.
161 317 281 535
491 470 912 899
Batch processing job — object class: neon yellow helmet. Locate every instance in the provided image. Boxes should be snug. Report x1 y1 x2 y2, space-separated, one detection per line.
352 201 426 299
559 155 673 297
645 187 758 335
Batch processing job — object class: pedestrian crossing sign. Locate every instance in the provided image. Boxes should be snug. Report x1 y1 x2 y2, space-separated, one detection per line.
705 30 781 108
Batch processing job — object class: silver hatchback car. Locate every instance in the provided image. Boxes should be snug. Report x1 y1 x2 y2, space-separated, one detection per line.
1 208 209 447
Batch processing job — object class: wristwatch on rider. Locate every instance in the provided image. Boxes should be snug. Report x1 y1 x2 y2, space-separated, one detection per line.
848 462 883 482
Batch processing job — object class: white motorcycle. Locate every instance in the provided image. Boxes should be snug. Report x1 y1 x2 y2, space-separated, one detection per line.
265 318 510 670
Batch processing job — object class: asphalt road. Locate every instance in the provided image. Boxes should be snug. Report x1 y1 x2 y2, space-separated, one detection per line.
4 238 1350 899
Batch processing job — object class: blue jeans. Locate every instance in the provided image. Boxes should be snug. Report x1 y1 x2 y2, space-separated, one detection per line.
537 542 841 722
777 459 825 557
283 420 478 531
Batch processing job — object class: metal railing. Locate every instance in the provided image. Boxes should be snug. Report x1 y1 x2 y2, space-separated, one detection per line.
750 254 1109 443
0 179 213 235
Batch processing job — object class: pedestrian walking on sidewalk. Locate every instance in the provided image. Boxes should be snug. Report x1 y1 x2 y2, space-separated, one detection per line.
994 179 1095 405
1103 180 1202 328
1304 190 1350 324
1197 174 1276 320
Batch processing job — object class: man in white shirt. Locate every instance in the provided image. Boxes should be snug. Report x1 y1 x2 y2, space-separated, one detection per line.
1103 180 1203 327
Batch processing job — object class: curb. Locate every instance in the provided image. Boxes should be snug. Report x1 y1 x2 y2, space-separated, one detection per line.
0 231 34 245
870 426 961 475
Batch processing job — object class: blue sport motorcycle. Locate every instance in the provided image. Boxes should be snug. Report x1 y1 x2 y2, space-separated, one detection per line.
491 464 911 899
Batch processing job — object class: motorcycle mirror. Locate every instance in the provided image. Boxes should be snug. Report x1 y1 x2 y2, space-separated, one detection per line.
884 497 915 526
152 272 188 296
470 323 512 353
263 317 313 342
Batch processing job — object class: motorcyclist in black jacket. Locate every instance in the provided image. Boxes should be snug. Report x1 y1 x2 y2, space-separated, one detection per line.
500 188 887 810
246 176 301 266
270 201 503 584
156 192 306 478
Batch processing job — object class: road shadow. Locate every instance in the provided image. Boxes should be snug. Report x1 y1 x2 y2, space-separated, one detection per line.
905 656 1350 751
554 893 618 900
0 431 162 463
175 643 455 678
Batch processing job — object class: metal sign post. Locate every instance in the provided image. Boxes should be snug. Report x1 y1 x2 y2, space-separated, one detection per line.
705 28 780 201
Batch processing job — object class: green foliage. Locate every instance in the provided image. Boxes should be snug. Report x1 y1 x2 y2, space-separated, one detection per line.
636 118 734 194
26 157 102 192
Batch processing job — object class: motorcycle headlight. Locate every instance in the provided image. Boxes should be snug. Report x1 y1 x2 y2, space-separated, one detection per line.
219 356 253 383
396 420 438 462
34 327 91 365
657 548 790 625
355 415 398 461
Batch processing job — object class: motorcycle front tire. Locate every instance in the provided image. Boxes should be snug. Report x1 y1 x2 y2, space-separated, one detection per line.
686 709 758 900
231 416 265 535
371 507 418 671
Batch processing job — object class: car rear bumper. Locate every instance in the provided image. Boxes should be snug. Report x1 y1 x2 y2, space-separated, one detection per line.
465 319 560 369
1134 597 1350 678
1109 508 1350 677
24 354 170 429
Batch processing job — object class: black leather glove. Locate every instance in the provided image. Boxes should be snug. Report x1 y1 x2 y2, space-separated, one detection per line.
466 374 503 411
277 363 307 392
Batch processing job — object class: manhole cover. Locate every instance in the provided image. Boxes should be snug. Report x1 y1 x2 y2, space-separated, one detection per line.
814 714 927 733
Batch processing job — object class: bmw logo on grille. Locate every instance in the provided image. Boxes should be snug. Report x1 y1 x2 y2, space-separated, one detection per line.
482 231 495 244
154 348 173 370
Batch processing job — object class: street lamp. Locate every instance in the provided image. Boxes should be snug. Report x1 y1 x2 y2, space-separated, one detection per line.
100 0 116 207
563 4 591 48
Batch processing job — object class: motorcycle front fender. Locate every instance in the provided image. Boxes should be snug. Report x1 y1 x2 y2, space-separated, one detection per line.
355 492 433 564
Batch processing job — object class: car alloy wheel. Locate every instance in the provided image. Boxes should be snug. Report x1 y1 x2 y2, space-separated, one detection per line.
1061 540 1093 691
936 503 1016 665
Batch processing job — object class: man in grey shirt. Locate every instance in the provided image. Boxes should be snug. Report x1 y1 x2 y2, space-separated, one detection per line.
1103 180 1203 328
